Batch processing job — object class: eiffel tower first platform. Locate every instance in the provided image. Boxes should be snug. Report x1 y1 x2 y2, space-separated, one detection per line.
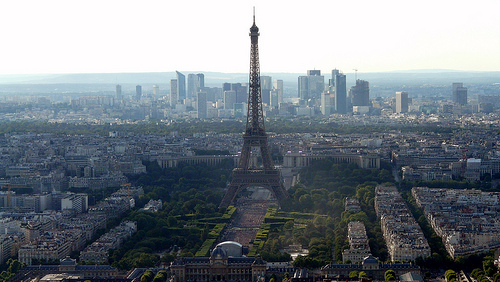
220 12 288 208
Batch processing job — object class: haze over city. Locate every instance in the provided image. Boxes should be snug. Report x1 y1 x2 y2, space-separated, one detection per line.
1 0 500 75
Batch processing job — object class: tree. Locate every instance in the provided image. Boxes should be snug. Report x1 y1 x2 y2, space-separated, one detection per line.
153 272 165 282
471 268 484 279
359 271 367 278
349 271 359 278
445 270 457 282
385 270 396 281
483 257 496 277
6 260 21 273
141 270 155 282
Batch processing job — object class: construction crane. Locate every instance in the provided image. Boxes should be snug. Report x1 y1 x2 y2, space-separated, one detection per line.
1 184 33 208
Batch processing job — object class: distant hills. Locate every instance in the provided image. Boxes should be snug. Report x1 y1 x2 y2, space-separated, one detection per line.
1 70 500 87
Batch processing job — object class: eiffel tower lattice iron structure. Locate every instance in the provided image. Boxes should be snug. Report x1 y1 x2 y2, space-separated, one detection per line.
220 11 288 207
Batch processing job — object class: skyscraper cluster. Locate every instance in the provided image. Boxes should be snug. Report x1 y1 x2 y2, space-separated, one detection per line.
298 70 324 106
309 69 351 115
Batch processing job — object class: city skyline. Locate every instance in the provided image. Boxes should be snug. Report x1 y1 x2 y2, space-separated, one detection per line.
1 0 499 75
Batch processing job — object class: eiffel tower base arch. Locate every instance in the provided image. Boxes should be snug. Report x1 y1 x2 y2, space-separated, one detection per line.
220 168 287 208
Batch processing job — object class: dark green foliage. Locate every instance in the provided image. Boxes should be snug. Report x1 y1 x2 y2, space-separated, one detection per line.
385 269 396 281
141 270 155 282
196 239 216 257
278 161 393 264
0 119 457 136
402 191 451 266
348 271 359 278
153 270 167 282
109 161 232 269
483 256 496 276
0 259 24 282
285 161 393 214
208 223 226 239
260 251 292 262
445 270 457 281
293 255 327 269
471 268 485 279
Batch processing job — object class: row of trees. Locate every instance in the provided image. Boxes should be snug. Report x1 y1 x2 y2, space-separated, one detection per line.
0 118 459 137
469 252 500 282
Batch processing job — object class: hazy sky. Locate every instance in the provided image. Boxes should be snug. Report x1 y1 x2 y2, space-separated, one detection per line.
1 0 499 75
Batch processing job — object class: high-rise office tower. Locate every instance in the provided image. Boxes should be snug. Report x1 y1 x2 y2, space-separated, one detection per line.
187 74 196 99
330 69 340 87
307 70 324 101
261 76 272 105
224 90 237 110
273 79 283 105
452 82 467 105
187 73 205 99
223 83 248 104
261 76 272 89
334 71 347 114
116 84 122 100
197 91 207 118
176 71 186 102
321 92 335 115
223 83 231 92
298 70 324 103
170 79 178 106
196 73 204 90
307 70 320 76
396 91 409 113
153 85 159 96
298 76 308 100
270 90 279 108
135 85 142 101
350 80 370 107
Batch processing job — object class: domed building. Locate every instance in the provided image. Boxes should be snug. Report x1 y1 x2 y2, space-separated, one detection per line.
170 243 266 282
216 241 243 257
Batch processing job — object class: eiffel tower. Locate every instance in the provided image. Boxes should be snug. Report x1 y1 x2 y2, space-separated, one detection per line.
220 11 288 207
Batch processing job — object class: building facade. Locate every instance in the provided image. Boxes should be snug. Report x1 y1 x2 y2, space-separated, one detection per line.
334 71 347 114
176 71 186 102
396 91 409 113
298 70 324 104
170 246 266 282
350 80 370 107
452 83 467 105
170 79 178 106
